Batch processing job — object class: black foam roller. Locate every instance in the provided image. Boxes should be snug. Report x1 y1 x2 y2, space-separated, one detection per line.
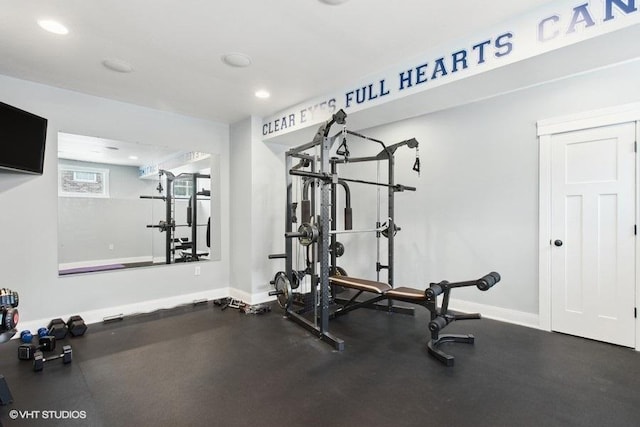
425 283 444 299
429 316 448 332
477 272 501 291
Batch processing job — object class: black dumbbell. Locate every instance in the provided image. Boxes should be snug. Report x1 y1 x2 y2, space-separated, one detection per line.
47 318 67 340
33 345 72 371
18 343 37 360
18 336 56 360
66 316 87 337
38 335 56 352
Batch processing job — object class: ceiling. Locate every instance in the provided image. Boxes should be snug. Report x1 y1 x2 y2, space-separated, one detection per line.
57 132 188 167
0 0 558 125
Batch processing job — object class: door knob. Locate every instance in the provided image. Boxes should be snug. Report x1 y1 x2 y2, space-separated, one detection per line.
554 240 563 247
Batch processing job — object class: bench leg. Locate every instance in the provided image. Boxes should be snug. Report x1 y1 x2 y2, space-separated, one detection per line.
427 334 475 367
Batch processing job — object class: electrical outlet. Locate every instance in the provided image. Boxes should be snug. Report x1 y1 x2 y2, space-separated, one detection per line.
194 266 201 276
108 244 114 250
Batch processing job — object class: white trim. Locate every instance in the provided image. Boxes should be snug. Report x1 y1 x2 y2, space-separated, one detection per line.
637 121 640 352
539 134 553 332
538 102 640 136
228 288 276 306
17 288 230 338
449 299 541 330
538 104 640 351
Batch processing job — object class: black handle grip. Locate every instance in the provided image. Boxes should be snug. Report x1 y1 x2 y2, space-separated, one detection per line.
268 253 287 259
268 290 283 297
477 272 501 291
344 207 353 230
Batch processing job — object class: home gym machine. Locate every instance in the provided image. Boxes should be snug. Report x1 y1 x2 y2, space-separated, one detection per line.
268 109 420 351
141 170 211 264
268 110 502 366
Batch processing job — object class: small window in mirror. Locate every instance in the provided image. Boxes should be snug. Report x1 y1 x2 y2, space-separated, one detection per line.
59 166 110 198
173 179 193 199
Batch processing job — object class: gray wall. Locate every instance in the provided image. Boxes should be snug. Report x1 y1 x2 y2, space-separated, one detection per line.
336 59 640 315
0 74 229 326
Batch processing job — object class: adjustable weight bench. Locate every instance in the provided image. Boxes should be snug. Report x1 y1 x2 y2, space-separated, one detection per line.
329 272 501 366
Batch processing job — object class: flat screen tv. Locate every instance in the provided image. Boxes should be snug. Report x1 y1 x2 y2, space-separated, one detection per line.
0 101 48 175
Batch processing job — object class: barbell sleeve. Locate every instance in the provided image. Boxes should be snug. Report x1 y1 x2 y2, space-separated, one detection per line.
477 272 501 291
285 231 306 238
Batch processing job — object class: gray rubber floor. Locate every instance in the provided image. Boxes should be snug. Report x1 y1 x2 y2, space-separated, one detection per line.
1 301 639 426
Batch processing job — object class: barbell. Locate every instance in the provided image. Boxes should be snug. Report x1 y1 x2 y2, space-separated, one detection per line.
285 222 399 246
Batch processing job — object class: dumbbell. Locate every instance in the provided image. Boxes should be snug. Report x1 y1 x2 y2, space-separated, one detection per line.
66 316 87 337
33 345 72 372
20 329 55 346
47 318 67 340
20 330 33 343
18 335 56 360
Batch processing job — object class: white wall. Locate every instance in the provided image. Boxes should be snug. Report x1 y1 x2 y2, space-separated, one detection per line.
229 116 289 302
337 59 640 317
0 74 230 327
229 118 253 297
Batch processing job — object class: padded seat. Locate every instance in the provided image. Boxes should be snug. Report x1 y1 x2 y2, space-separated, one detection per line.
330 276 392 294
385 287 426 301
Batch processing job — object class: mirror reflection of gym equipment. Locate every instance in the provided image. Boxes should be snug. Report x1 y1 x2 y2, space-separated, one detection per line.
57 132 215 275
141 170 211 264
268 110 500 365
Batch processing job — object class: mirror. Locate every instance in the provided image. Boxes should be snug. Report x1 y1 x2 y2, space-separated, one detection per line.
57 132 220 275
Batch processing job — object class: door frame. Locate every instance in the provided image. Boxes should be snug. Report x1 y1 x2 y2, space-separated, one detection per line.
538 101 640 351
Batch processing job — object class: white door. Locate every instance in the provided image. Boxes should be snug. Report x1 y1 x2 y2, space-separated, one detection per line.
550 122 636 347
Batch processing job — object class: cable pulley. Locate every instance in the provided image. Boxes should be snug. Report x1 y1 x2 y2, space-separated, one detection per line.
380 221 400 238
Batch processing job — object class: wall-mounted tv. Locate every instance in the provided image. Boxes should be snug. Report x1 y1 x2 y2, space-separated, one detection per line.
0 101 48 175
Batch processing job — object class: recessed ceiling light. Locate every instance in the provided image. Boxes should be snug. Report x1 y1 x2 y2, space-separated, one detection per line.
37 19 69 35
255 90 270 99
319 0 350 5
221 53 252 68
102 58 134 73
128 155 139 160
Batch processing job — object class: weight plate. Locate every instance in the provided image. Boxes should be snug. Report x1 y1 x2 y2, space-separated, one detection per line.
274 272 293 310
291 271 302 290
334 266 348 276
298 223 318 247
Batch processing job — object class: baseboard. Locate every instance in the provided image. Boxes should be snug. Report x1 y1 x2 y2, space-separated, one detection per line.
17 287 230 336
449 298 541 330
227 288 275 305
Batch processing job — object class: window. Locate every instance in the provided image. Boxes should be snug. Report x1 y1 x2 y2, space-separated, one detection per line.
173 179 193 198
59 165 110 198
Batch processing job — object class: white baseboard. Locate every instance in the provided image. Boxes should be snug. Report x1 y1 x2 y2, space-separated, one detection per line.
449 298 541 330
15 290 539 343
227 288 276 305
17 287 230 336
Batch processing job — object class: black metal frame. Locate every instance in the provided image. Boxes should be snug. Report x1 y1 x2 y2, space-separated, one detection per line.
141 170 211 264
274 110 419 351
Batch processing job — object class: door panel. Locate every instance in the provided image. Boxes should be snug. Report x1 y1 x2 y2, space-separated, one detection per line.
550 123 636 347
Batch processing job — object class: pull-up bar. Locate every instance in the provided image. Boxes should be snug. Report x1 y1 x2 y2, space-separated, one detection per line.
289 169 416 192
